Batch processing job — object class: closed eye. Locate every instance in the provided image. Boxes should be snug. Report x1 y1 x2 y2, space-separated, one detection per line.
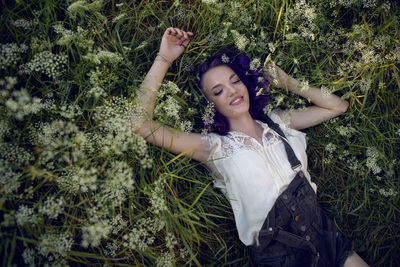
233 79 241 84
214 89 223 96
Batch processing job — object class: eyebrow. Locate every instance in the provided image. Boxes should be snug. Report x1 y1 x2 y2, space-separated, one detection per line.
210 73 237 91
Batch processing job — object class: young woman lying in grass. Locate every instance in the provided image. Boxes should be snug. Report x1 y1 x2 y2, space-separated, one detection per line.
133 27 369 267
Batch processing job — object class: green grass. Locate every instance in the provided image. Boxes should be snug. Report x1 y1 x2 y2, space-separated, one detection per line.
0 0 399 266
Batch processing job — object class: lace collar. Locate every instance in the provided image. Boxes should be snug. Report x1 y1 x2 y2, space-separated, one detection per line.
220 120 282 157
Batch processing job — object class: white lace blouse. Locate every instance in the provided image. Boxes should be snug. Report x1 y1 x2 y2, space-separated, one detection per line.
201 110 317 246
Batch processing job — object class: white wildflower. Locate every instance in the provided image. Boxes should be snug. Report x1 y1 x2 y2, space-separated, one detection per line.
178 120 193 132
38 232 73 258
101 161 135 205
0 43 28 69
122 217 163 252
81 221 111 248
221 53 230 63
105 241 119 257
38 196 65 219
15 205 38 226
268 42 276 53
53 24 94 50
336 125 357 137
150 176 168 214
83 50 123 65
202 102 215 128
22 248 35 266
231 30 249 51
19 51 67 79
156 251 174 267
321 85 333 98
325 143 337 153
165 232 178 250
359 78 372 94
249 58 261 71
12 19 32 30
366 147 382 174
378 188 398 197
299 80 310 92
202 0 218 4
67 0 103 20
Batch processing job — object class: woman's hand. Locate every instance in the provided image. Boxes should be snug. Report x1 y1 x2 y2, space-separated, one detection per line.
159 27 193 63
264 64 294 89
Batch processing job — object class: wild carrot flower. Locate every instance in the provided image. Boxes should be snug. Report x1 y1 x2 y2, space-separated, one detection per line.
15 205 38 226
366 147 382 174
230 30 249 51
81 221 111 248
0 43 28 69
156 251 174 267
38 232 73 258
20 51 67 79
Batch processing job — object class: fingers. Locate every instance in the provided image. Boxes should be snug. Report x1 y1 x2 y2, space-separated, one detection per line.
166 27 193 40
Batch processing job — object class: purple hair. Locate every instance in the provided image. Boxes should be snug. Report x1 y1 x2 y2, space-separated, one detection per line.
195 47 270 135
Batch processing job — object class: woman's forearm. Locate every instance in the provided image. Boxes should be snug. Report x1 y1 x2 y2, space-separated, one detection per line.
138 55 171 116
286 77 349 112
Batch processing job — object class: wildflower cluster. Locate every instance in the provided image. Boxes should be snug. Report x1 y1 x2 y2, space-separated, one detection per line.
38 196 65 219
20 51 68 79
3 86 51 120
53 24 94 51
230 29 249 51
202 101 215 134
156 251 174 267
32 120 88 169
150 176 169 214
366 147 382 175
122 217 165 251
93 96 152 167
38 232 73 259
101 160 135 205
83 50 123 65
154 81 195 132
81 221 111 248
67 0 105 20
0 43 28 69
286 0 318 41
11 19 33 30
15 205 38 226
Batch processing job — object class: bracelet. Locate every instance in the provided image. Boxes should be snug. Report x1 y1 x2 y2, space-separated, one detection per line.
155 53 172 66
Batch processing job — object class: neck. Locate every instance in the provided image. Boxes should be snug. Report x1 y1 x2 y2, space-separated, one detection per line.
228 113 263 140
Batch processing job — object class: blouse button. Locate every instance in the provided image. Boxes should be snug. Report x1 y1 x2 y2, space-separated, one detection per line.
300 225 306 232
299 171 305 178
295 215 300 222
291 205 296 211
305 235 311 241
282 194 288 200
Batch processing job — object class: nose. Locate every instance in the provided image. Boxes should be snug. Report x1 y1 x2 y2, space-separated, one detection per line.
226 84 237 96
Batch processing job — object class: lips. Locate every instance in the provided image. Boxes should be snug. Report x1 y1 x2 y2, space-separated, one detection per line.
230 96 244 105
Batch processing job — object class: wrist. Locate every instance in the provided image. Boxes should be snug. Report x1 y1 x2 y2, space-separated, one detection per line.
287 77 300 92
155 53 173 66
155 53 173 67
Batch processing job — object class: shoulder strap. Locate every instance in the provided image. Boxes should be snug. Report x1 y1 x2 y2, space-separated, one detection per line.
262 116 302 171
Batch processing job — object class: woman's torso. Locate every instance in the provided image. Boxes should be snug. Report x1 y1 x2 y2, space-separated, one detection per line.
202 110 317 246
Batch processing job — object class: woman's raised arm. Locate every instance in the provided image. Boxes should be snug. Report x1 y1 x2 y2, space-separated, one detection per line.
264 64 349 130
131 27 210 162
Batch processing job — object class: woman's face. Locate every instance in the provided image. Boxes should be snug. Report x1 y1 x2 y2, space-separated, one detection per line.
201 65 250 119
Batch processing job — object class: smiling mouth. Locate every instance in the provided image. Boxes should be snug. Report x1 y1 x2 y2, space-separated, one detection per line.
230 97 243 105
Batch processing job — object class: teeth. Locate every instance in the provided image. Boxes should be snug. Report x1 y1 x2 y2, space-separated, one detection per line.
231 97 242 105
